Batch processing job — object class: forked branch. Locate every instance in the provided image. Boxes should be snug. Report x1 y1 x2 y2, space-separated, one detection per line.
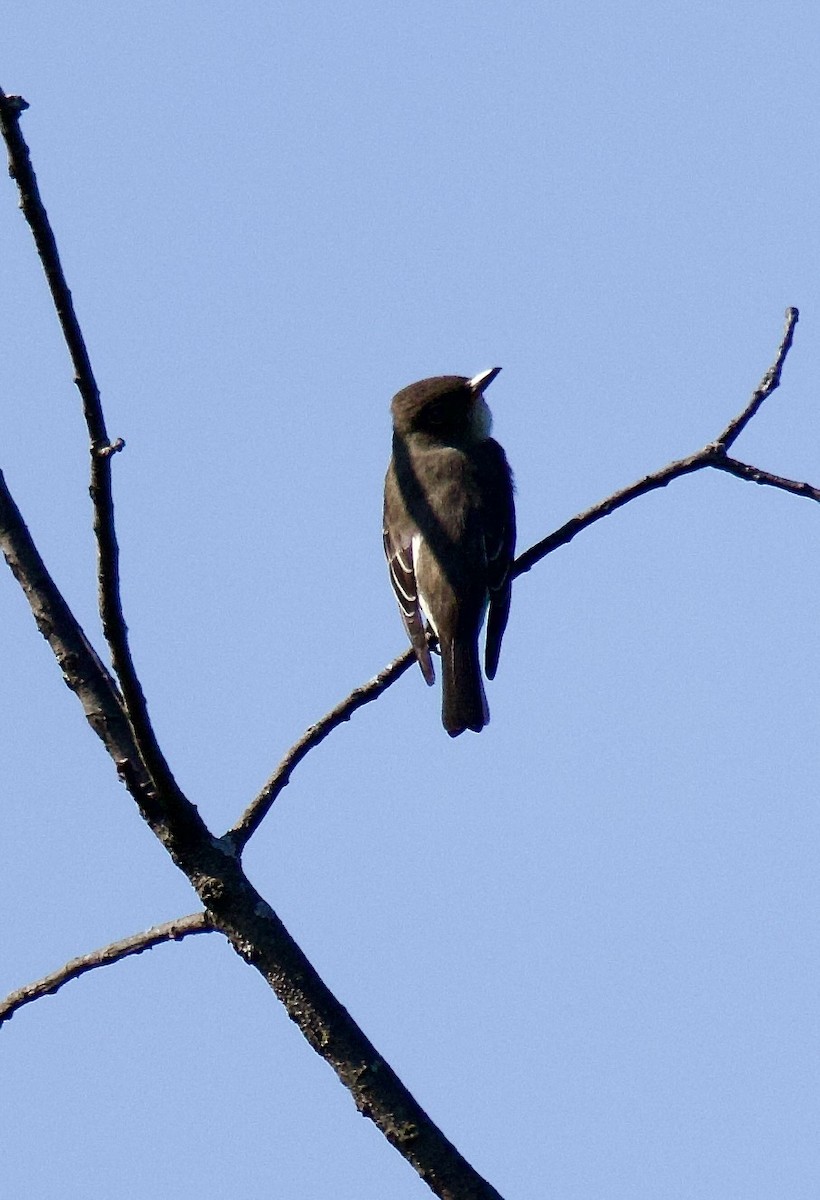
0 87 181 808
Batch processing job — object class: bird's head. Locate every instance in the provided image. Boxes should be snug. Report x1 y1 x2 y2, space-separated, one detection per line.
390 368 501 443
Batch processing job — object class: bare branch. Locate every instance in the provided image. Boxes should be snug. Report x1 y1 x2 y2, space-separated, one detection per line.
229 649 417 850
512 446 712 579
716 307 799 449
515 306 803 578
0 88 180 807
712 456 820 503
0 468 207 846
0 913 215 1027
0 466 122 713
510 444 820 579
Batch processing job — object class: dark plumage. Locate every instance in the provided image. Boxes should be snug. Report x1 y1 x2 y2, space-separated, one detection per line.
383 369 515 736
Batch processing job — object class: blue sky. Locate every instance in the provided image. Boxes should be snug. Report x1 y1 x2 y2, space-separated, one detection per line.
2 4 820 1197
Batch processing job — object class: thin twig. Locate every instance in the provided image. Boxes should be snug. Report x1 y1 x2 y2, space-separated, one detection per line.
714 456 820 502
0 88 180 807
514 306 803 579
514 450 820 580
228 649 417 850
512 446 711 578
0 913 215 1026
717 307 799 449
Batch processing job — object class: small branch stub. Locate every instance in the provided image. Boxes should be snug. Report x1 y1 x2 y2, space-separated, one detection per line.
95 438 125 458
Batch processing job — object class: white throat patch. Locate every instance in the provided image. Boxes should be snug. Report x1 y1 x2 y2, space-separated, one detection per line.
471 395 493 440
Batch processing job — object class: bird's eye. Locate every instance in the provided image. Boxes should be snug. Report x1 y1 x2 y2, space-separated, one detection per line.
426 402 445 425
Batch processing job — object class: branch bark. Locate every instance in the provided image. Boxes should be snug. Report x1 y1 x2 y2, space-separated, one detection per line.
515 307 801 578
229 648 417 850
0 913 215 1027
716 307 799 449
0 86 182 808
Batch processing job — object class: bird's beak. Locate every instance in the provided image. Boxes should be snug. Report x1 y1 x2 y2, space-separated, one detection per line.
468 366 502 393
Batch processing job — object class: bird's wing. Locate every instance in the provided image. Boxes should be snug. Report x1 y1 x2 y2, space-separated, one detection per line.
383 526 435 685
482 441 516 680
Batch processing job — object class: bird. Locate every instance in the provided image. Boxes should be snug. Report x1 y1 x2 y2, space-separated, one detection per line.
383 368 515 736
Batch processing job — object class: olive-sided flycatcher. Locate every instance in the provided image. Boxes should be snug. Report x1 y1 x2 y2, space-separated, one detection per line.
383 368 515 736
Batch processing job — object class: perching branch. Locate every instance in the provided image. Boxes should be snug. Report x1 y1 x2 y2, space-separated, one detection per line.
515 308 804 578
0 913 215 1027
229 647 417 850
234 308 810 835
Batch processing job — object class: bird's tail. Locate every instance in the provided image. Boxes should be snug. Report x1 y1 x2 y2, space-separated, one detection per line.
441 636 489 737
